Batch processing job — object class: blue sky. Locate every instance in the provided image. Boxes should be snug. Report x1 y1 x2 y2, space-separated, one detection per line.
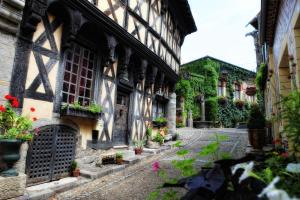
181 0 260 71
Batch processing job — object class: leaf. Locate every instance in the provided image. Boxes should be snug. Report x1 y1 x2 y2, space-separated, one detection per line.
173 141 183 148
147 191 160 200
162 189 178 200
176 149 190 157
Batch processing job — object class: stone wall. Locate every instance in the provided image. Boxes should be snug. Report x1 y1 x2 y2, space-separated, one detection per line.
0 0 25 104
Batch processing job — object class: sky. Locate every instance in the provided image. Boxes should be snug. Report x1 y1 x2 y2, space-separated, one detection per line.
181 0 261 72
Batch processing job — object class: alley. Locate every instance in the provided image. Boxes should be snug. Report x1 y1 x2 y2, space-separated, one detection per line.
57 129 248 200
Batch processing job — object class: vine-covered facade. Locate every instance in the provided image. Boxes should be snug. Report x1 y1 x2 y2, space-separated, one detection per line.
0 0 196 185
177 56 256 128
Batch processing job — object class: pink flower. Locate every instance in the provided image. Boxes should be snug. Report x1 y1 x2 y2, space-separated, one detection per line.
34 128 40 136
281 152 289 158
152 161 160 172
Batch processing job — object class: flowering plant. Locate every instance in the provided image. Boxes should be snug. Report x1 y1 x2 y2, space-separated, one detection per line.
0 95 37 141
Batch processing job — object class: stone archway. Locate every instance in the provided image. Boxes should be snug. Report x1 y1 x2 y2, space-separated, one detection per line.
26 125 77 186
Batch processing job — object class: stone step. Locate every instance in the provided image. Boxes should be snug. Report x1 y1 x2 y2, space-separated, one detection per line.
26 177 89 200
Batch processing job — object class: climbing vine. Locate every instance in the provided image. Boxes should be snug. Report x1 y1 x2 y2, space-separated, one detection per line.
177 57 256 128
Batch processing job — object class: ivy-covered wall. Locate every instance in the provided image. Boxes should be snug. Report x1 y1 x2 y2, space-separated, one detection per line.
177 56 256 128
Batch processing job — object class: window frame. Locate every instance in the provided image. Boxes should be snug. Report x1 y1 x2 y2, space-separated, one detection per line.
62 42 98 106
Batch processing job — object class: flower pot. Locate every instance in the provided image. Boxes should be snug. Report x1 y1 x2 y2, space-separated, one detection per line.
134 148 143 155
248 129 265 150
116 158 123 165
0 139 23 177
72 169 80 177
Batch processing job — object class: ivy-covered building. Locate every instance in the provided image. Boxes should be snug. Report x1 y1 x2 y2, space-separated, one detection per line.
0 0 196 186
249 0 300 145
177 56 256 128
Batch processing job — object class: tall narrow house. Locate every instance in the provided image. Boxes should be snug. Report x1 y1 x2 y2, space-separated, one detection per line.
2 0 196 185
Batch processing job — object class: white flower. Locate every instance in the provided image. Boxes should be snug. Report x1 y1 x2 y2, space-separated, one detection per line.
238 161 254 183
286 163 300 173
258 177 299 200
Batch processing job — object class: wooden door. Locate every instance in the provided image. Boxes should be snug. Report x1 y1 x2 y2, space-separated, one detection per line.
113 92 130 145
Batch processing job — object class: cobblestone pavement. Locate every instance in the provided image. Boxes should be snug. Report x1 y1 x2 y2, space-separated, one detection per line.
56 128 248 200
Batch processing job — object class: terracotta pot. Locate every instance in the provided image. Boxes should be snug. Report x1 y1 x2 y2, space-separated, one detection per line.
116 158 123 165
134 148 143 155
248 129 265 150
72 168 80 177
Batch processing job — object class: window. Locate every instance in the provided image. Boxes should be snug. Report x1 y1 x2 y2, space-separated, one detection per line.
234 83 241 100
152 99 166 119
62 43 96 106
218 80 226 96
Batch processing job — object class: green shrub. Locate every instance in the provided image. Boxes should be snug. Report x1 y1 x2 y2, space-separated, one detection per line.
255 63 268 92
247 103 265 129
205 97 218 122
153 133 164 144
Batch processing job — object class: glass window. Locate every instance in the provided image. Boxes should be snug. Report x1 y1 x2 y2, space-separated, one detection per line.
152 99 166 119
62 43 95 106
234 83 241 100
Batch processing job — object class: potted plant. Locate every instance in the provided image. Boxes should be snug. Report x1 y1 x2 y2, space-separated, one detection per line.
153 117 167 128
133 139 145 155
70 160 80 177
0 94 35 177
217 96 227 106
234 100 245 109
115 152 123 165
146 127 152 142
247 104 266 150
153 133 164 145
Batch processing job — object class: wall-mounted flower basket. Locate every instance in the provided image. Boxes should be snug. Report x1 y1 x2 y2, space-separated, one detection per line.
153 121 167 128
234 100 245 109
61 105 102 120
246 86 257 96
217 96 227 106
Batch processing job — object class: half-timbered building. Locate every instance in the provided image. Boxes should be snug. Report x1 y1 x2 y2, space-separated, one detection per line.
7 0 196 184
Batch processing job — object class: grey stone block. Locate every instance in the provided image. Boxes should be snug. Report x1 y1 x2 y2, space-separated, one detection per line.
0 173 26 200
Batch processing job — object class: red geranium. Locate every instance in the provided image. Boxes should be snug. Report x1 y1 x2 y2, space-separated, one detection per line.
32 117 37 121
11 100 19 108
4 94 13 100
0 105 6 112
30 107 35 112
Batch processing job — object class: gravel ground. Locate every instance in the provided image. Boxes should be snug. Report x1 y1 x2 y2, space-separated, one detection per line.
56 129 248 200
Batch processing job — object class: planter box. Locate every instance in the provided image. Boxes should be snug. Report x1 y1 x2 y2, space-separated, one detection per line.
153 121 167 128
61 106 102 120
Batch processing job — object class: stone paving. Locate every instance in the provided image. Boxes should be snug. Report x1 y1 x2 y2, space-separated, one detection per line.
55 128 248 200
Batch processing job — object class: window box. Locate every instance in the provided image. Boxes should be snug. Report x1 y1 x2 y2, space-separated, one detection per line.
153 121 167 128
60 105 102 120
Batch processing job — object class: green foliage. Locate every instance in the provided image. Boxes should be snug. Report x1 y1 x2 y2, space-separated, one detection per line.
153 133 164 144
205 97 218 122
251 153 300 197
178 58 255 127
62 101 102 114
116 152 123 159
148 133 231 200
146 127 152 137
0 100 34 142
70 160 78 171
247 103 265 129
279 90 300 156
255 63 268 92
176 149 190 157
172 158 197 177
154 117 167 123
88 102 102 113
198 133 231 167
133 139 145 148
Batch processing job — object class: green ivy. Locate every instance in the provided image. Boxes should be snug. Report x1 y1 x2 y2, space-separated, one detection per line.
178 57 256 128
